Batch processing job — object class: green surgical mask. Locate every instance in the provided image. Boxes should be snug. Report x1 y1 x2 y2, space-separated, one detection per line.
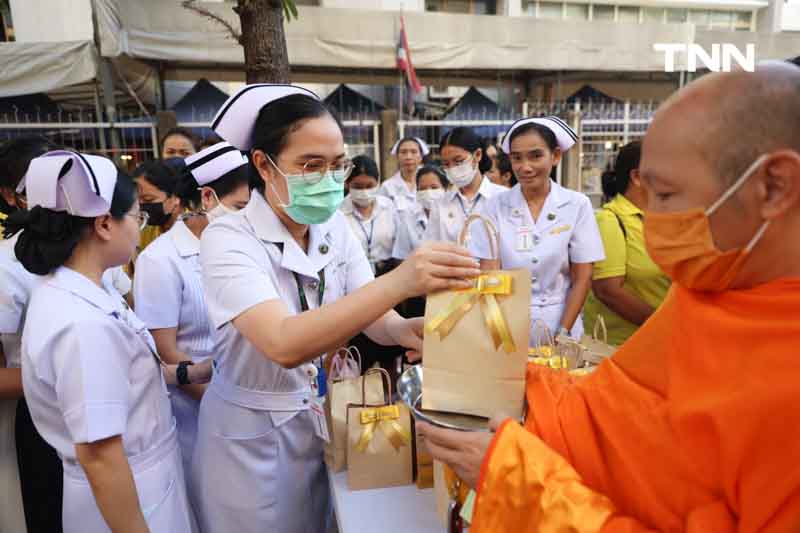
267 156 347 225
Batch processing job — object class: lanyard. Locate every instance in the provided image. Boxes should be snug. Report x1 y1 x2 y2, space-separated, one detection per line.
455 193 480 219
292 269 326 313
356 217 375 258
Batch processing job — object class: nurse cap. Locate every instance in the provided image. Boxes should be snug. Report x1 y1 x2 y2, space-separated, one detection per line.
391 137 430 157
211 84 320 150
185 142 248 186
23 150 118 217
500 116 578 154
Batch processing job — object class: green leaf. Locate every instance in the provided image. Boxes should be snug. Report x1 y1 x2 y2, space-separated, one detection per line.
282 0 298 21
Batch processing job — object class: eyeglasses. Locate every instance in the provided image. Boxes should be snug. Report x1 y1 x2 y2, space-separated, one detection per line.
128 211 149 230
268 155 354 185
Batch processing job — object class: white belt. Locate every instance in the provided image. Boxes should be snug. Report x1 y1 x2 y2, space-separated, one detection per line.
210 371 313 412
62 423 178 482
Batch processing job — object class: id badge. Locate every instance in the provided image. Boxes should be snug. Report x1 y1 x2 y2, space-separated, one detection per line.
516 226 534 252
309 400 330 443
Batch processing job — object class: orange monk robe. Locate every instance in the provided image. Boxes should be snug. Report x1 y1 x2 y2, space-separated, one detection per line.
471 279 800 532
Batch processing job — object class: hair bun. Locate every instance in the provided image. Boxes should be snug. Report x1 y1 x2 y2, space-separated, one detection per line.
5 206 86 275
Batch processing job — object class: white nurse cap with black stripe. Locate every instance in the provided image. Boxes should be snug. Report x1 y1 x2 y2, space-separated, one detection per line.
24 150 118 217
500 116 578 154
391 137 430 157
211 84 321 151
185 142 248 186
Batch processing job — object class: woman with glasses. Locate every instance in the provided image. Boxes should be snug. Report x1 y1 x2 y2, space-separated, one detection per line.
425 127 507 243
192 85 478 533
133 142 251 497
7 151 211 533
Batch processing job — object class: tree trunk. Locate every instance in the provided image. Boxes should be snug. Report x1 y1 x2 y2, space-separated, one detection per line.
236 0 291 84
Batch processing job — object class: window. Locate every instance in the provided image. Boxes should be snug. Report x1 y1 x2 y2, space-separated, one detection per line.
734 11 752 30
565 3 590 19
618 5 640 22
538 1 564 19
643 7 665 22
593 4 616 20
666 8 687 23
689 9 711 27
710 10 733 28
426 0 497 14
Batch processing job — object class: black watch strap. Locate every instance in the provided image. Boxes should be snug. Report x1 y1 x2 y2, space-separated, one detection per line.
177 360 194 385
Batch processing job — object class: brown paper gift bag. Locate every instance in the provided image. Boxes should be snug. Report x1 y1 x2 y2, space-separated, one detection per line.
580 315 616 365
324 347 384 473
346 368 413 491
422 215 530 419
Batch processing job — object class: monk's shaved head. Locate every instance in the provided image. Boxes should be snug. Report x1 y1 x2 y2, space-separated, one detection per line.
653 62 800 183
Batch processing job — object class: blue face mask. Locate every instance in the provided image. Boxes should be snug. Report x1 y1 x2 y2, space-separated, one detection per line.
267 156 349 225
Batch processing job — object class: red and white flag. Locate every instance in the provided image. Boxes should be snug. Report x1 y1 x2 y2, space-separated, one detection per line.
396 16 422 95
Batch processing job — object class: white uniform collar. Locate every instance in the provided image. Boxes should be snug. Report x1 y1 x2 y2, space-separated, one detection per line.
49 266 124 316
446 176 493 203
244 192 336 280
504 182 571 221
169 220 201 258
386 172 415 196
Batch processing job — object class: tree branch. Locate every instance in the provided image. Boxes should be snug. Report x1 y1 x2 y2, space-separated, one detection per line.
181 0 242 42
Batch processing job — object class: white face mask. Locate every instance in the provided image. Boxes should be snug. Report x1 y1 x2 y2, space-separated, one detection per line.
446 158 477 188
417 188 444 210
349 186 378 207
201 188 237 222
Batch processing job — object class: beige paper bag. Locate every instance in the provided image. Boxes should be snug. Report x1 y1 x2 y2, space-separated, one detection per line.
580 315 616 364
423 215 530 419
346 368 413 491
324 348 384 473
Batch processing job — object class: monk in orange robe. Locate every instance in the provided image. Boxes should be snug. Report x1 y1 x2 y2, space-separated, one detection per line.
418 63 800 531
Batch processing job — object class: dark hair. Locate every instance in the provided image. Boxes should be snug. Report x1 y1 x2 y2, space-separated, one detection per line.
161 127 200 153
0 136 59 214
439 127 492 174
250 94 340 193
601 141 641 202
132 159 183 196
4 170 137 275
173 164 251 209
495 151 517 186
416 165 449 188
507 123 560 180
200 133 224 150
348 155 380 183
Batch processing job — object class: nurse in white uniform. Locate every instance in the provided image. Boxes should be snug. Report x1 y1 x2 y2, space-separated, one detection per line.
134 141 251 484
11 151 209 533
340 154 397 275
392 164 448 260
471 117 605 340
378 137 429 212
425 127 507 243
193 84 478 533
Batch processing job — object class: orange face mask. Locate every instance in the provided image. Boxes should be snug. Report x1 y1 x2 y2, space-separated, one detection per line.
644 155 770 292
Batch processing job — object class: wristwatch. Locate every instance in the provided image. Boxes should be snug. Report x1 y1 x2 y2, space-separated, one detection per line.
557 326 570 339
177 360 194 385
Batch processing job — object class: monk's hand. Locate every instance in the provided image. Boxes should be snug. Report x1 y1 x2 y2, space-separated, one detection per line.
417 416 510 489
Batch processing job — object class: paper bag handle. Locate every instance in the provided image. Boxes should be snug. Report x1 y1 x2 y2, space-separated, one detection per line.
458 214 499 261
593 315 608 344
532 319 554 349
330 346 362 380
361 367 392 407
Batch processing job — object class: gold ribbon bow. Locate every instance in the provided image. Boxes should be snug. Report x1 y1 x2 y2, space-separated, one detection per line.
425 274 516 353
356 404 411 453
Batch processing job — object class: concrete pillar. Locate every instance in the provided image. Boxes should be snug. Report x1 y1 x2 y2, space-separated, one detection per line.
97 59 122 164
380 109 399 180
561 109 582 191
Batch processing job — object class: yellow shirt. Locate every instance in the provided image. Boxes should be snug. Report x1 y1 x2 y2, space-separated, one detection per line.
584 194 670 345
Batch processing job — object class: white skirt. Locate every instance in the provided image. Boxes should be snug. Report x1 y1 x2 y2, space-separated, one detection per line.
0 398 27 533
